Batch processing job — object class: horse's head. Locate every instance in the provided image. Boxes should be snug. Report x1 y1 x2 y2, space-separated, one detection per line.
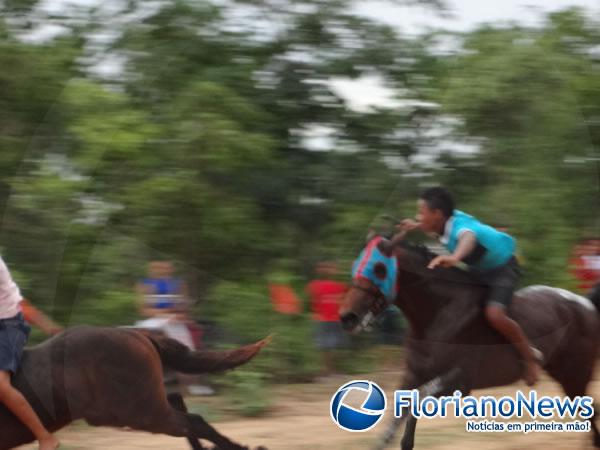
339 236 399 333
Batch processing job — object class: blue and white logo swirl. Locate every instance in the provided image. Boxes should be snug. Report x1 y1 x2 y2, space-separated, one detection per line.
330 380 387 432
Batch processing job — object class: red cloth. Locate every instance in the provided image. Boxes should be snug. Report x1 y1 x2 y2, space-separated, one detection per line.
307 280 347 322
570 257 600 292
269 284 302 315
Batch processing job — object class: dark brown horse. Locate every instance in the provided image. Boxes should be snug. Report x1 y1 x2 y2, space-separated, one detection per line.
0 326 270 450
340 237 600 450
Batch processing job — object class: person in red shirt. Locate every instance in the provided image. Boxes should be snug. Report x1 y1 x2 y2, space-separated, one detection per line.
570 239 600 293
306 261 348 376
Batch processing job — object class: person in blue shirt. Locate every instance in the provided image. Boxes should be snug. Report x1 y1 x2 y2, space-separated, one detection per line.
397 187 541 386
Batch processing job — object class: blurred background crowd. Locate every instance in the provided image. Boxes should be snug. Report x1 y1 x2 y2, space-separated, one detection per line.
0 0 599 415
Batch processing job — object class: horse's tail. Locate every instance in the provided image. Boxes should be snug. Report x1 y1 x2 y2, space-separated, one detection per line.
588 282 600 313
146 333 271 374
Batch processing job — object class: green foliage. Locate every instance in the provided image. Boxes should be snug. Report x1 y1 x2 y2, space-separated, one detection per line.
220 368 271 416
0 0 598 415
432 10 600 285
204 280 320 381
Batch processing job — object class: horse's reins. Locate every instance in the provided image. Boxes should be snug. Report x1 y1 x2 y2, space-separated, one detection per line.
351 282 389 331
351 217 473 331
351 256 470 331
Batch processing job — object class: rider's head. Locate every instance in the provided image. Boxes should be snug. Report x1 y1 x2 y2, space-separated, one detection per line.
417 186 455 234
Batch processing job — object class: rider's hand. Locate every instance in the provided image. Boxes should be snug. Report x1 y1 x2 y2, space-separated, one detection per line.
428 255 460 269
396 219 421 233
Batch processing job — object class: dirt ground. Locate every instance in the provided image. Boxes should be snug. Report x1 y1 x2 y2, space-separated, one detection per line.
15 371 600 450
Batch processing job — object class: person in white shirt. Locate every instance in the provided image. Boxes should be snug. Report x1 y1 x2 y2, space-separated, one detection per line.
0 256 60 450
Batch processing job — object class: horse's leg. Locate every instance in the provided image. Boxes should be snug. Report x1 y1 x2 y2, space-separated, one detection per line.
374 372 421 450
373 367 465 450
398 367 467 450
556 369 599 448
399 416 418 450
134 407 264 450
185 412 266 450
594 405 600 448
167 393 206 450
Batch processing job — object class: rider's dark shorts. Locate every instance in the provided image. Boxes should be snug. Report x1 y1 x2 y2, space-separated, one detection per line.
0 312 30 375
475 257 521 309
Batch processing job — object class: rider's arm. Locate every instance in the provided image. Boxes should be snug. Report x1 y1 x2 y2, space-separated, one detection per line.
392 219 422 246
21 299 63 336
428 230 477 269
452 230 478 261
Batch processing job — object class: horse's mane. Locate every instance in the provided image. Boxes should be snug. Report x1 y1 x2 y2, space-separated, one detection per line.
395 241 484 287
396 241 436 262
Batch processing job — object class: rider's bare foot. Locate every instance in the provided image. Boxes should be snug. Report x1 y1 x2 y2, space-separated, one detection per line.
38 434 60 450
524 360 541 386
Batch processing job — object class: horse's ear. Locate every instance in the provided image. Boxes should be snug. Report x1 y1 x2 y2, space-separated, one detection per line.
377 238 394 257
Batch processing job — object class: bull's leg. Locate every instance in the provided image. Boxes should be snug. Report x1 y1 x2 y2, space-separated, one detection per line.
167 393 206 450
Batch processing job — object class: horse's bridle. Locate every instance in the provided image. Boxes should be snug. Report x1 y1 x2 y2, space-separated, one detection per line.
350 281 390 331
350 264 433 330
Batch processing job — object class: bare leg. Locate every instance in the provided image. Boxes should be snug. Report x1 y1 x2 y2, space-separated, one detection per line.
0 371 59 450
485 306 541 386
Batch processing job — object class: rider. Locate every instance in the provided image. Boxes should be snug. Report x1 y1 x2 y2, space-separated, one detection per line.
0 255 60 450
396 186 541 386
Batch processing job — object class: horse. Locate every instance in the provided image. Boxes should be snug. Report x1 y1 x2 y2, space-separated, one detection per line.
339 236 600 450
0 326 270 450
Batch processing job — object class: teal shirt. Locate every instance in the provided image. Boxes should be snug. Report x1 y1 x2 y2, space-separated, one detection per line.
441 210 515 271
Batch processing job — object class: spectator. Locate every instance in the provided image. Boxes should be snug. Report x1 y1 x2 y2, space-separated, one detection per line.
136 261 189 318
306 261 348 377
570 239 600 293
135 260 212 395
269 283 301 315
135 260 196 349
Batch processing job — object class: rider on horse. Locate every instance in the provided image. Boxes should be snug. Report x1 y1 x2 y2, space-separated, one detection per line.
395 186 542 386
0 255 60 450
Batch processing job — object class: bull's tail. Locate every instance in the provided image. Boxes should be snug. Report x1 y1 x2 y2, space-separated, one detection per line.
145 332 271 374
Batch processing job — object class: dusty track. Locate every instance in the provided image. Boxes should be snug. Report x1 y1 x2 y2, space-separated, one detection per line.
14 371 600 449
